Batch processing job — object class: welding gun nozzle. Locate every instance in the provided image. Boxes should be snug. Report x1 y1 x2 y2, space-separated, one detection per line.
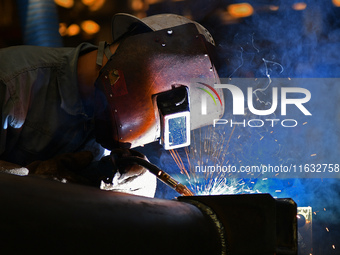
157 170 194 196
175 183 194 196
116 155 194 196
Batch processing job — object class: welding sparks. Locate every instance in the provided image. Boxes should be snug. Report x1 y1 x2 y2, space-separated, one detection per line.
168 124 263 195
197 178 239 195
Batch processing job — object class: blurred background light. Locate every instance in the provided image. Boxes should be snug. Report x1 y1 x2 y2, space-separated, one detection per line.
332 0 340 7
81 0 95 5
81 20 100 34
228 3 254 18
131 0 144 11
67 23 80 36
82 0 106 11
59 22 68 36
269 5 279 11
54 0 74 8
146 0 162 4
292 2 307 11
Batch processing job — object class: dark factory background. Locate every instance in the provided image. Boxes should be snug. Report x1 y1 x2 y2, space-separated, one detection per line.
1 0 340 255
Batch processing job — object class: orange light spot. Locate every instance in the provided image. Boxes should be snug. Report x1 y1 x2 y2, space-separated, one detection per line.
81 20 100 35
228 3 254 18
333 0 340 7
269 5 279 11
54 0 74 8
292 2 307 11
67 24 80 36
59 23 68 36
131 0 144 11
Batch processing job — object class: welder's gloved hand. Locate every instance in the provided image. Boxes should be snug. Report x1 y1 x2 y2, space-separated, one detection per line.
26 151 94 184
0 160 29 176
100 149 157 198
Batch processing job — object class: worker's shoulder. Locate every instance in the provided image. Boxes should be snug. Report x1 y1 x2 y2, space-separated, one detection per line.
0 43 95 83
0 44 69 61
0 45 65 82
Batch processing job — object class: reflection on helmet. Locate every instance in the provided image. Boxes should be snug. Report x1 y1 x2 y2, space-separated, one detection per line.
94 14 224 150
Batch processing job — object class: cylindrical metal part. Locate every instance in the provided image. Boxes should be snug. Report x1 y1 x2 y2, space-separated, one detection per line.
179 194 297 255
0 173 223 255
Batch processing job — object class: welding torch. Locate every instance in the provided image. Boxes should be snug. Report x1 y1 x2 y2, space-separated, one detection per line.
111 152 194 197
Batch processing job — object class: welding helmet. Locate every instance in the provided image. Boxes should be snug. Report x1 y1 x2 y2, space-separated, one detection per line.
94 13 224 150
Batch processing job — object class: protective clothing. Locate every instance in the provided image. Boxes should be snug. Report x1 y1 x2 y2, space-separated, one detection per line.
0 43 103 166
101 149 157 198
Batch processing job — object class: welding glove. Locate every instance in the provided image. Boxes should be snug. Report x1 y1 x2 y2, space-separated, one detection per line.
0 160 29 176
26 151 94 184
100 149 157 198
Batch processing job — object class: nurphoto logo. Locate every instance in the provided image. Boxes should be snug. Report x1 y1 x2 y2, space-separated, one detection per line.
201 81 312 128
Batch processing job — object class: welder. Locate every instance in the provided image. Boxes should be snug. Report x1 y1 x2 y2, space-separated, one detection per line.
0 13 224 197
